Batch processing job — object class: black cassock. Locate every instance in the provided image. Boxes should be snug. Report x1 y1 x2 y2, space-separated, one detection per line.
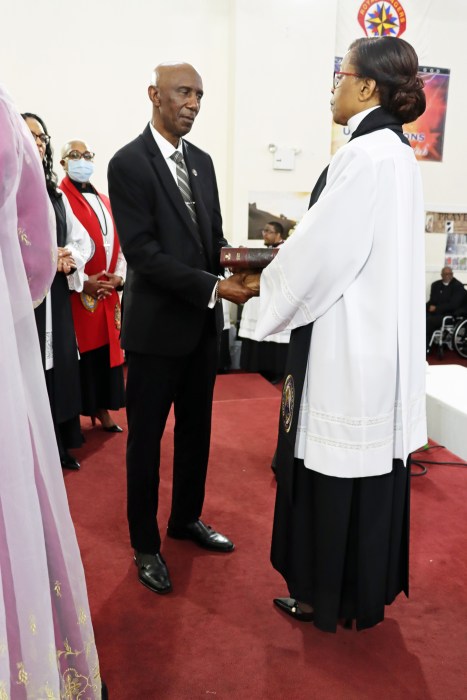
34 193 82 454
271 109 411 632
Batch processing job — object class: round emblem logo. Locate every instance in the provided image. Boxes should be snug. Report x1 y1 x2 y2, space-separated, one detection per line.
358 1 407 38
80 292 98 312
281 374 295 433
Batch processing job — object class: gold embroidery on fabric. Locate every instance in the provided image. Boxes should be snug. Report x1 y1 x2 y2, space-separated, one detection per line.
54 580 62 597
16 662 29 686
42 683 58 700
29 615 37 635
62 668 90 699
80 293 98 313
114 303 121 330
77 609 87 626
0 681 8 700
57 639 81 660
18 227 31 246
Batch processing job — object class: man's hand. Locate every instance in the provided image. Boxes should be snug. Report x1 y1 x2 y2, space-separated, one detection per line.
83 271 115 300
243 272 261 294
217 272 259 304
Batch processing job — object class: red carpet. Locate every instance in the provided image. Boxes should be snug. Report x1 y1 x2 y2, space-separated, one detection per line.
64 373 467 700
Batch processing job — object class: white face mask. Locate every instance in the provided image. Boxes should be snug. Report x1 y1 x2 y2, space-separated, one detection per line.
68 158 95 183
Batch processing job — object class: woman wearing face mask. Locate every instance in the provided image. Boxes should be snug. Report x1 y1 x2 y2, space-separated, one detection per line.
59 141 126 433
22 113 91 471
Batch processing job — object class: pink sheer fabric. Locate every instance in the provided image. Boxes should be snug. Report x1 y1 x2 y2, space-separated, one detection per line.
0 85 101 698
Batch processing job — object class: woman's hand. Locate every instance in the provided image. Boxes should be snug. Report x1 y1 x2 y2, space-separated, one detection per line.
83 271 114 300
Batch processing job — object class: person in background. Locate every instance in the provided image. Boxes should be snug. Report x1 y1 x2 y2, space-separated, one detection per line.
60 140 126 433
426 266 467 351
239 221 289 385
0 82 105 699
22 113 91 470
108 61 253 595
248 36 427 632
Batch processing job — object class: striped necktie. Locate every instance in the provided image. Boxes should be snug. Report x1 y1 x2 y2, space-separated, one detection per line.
170 151 198 226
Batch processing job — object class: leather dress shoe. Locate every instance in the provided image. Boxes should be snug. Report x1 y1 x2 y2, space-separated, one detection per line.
273 598 314 622
60 453 80 470
167 519 234 552
134 551 172 594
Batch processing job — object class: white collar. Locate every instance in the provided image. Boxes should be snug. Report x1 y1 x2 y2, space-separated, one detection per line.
149 122 184 160
347 106 381 135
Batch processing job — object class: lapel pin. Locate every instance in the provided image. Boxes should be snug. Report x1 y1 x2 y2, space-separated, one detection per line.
192 169 198 176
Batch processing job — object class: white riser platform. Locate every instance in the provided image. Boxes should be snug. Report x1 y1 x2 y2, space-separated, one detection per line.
426 364 467 460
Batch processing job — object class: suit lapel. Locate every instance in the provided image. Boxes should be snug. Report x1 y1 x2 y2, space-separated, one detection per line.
141 126 199 238
183 143 213 258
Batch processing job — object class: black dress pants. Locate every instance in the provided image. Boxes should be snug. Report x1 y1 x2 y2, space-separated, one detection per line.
126 321 219 553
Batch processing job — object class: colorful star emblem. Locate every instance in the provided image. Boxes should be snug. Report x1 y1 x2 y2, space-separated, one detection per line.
358 1 407 38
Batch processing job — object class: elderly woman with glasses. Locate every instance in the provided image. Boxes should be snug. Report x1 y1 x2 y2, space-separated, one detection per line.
247 36 427 632
22 113 92 471
60 140 126 433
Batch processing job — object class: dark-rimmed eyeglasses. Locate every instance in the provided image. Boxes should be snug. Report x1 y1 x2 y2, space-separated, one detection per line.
333 71 362 89
63 150 95 161
31 131 50 145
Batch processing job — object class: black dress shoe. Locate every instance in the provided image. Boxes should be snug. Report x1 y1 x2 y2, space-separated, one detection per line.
60 453 80 470
103 424 123 433
167 519 234 552
273 598 314 622
134 551 172 594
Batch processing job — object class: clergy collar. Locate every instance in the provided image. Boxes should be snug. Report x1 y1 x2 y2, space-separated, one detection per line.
149 122 184 160
68 177 95 195
347 106 381 136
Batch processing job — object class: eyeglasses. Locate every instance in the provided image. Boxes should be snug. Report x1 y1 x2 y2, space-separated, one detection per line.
63 150 95 161
31 131 50 145
333 71 362 89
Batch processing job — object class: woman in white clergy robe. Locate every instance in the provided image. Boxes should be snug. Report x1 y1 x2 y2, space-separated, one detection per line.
23 112 92 471
252 37 427 632
0 85 104 698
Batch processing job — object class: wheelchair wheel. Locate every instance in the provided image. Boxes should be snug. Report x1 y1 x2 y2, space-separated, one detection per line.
453 318 467 358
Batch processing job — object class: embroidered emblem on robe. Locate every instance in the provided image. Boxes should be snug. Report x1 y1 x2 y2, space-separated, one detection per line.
80 292 98 312
114 304 121 330
281 374 295 433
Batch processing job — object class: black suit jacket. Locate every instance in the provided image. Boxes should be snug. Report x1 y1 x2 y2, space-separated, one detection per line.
108 125 228 356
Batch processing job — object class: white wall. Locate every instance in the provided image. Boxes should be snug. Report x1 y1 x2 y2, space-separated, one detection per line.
1 0 466 287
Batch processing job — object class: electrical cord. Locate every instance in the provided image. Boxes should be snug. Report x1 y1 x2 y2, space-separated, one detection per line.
410 444 467 477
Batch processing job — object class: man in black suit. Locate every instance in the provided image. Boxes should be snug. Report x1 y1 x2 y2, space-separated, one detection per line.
426 266 467 351
108 62 253 594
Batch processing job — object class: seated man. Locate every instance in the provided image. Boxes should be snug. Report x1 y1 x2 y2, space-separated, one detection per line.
426 266 467 351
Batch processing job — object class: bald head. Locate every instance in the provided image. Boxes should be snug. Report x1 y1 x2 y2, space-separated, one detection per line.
148 62 203 147
151 61 200 87
441 266 454 283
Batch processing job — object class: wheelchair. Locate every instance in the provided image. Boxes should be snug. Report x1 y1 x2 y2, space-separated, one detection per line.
428 312 467 358
453 317 467 358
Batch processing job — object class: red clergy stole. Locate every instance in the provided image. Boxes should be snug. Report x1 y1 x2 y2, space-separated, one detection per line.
59 176 124 367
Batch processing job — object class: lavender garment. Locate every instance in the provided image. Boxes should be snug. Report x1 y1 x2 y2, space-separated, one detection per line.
0 85 101 698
